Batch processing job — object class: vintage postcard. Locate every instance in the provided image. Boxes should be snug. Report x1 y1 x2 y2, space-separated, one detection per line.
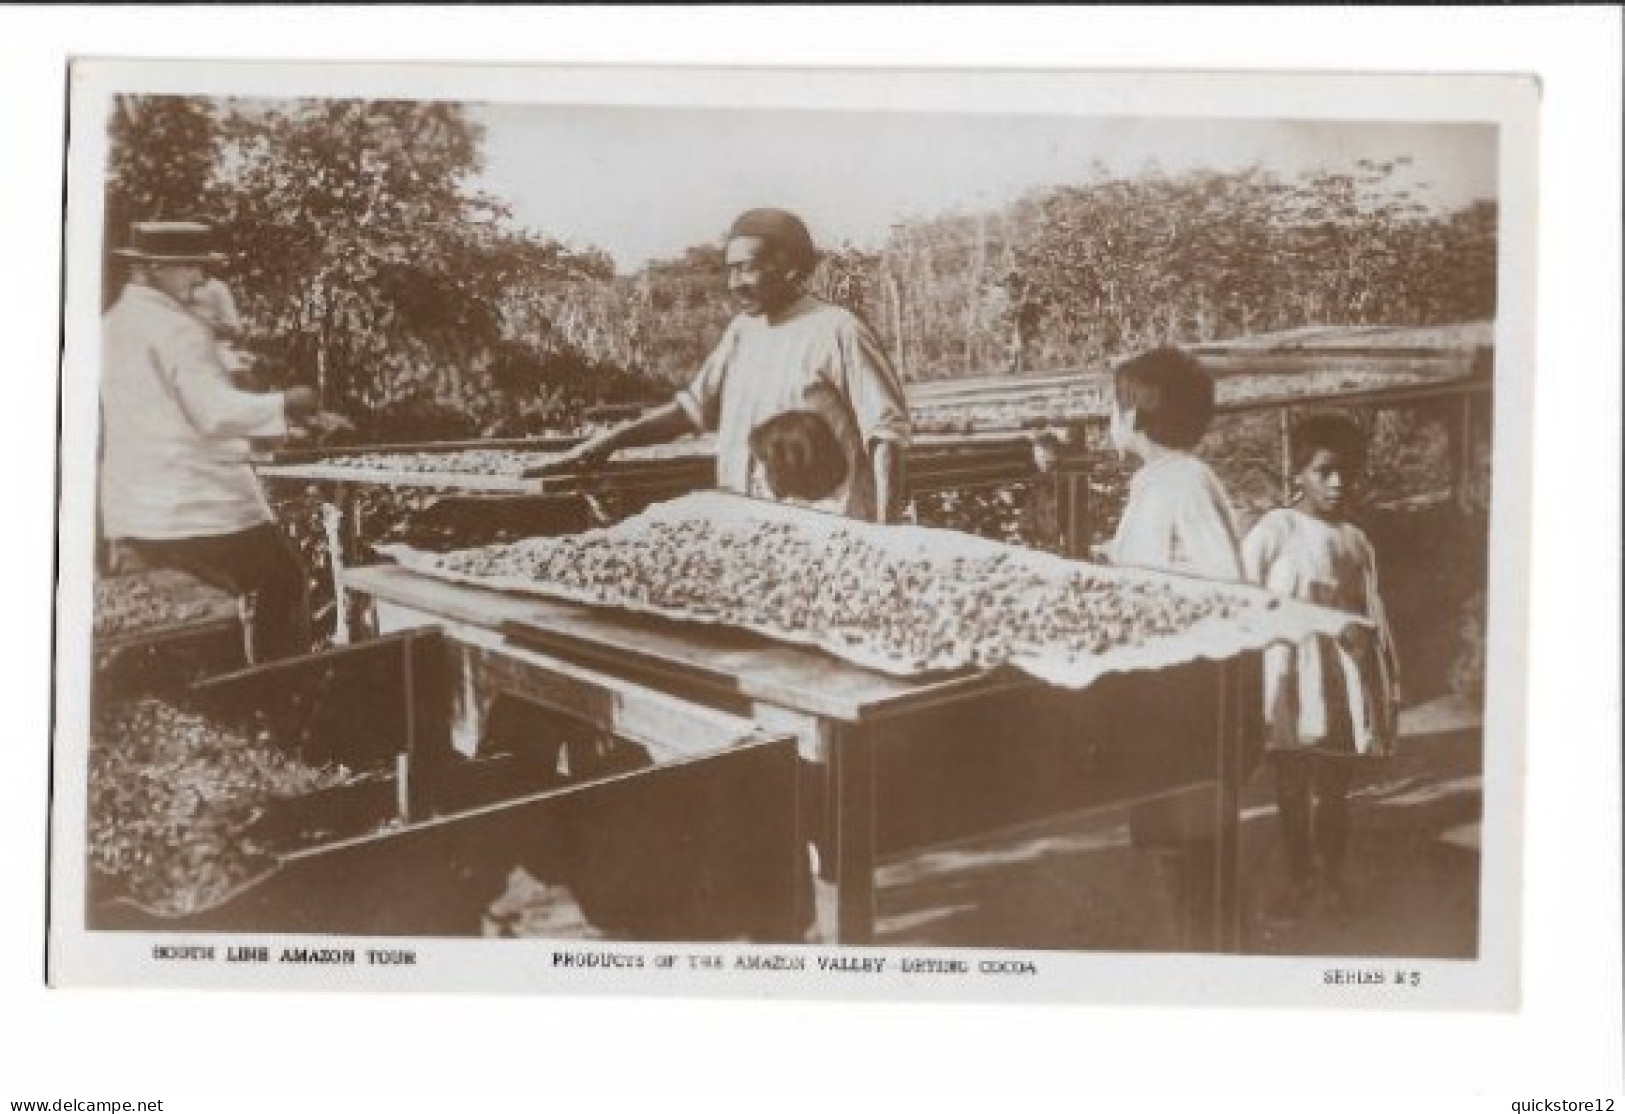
49 60 1537 1008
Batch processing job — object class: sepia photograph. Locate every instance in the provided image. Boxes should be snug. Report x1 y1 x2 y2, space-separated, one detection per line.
48 59 1538 1009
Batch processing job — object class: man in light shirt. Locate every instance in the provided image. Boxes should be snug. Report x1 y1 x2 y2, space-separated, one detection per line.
548 208 911 523
100 221 344 661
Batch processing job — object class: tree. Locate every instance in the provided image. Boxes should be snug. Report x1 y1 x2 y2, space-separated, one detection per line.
103 95 220 308
207 99 634 436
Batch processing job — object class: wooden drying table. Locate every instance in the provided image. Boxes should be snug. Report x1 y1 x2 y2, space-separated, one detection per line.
344 562 1254 950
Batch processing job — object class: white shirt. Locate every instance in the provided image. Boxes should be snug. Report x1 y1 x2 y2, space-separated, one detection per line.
1242 507 1400 754
677 295 910 521
100 283 289 540
1107 451 1243 581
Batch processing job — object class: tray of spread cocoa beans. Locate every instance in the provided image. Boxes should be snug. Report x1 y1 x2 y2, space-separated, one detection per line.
378 490 1362 688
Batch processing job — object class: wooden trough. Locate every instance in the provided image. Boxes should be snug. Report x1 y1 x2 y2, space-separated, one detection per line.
89 628 801 941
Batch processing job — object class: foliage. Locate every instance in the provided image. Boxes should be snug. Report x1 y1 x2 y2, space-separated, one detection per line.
103 96 219 309
103 97 1493 709
598 163 1495 384
106 99 1497 416
106 96 662 440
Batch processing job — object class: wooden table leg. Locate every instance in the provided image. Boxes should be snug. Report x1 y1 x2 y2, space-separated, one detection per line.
829 723 878 946
446 638 495 760
320 490 353 645
750 704 836 942
1213 658 1246 952
1059 467 1091 560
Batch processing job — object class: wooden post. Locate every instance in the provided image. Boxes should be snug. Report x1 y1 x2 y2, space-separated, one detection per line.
1212 656 1246 953
1278 406 1294 505
320 493 351 645
829 724 878 945
401 632 451 822
1454 391 1475 513
886 268 905 374
1059 464 1093 560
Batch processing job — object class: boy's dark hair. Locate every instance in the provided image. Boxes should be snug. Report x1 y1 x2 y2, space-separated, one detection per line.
1112 346 1215 451
749 409 848 502
1290 412 1368 475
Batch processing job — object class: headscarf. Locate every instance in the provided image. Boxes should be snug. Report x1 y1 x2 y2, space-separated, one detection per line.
727 208 819 274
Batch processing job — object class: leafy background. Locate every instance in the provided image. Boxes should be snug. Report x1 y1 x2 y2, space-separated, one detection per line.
102 95 1491 701
105 96 1495 432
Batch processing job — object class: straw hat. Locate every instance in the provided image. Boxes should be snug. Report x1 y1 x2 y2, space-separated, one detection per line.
111 221 228 264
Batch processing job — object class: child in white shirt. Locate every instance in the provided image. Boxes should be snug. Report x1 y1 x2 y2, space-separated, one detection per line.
1099 347 1246 951
1104 347 1243 578
1243 413 1399 923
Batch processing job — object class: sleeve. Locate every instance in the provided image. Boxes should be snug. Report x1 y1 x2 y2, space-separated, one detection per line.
1241 510 1284 585
675 322 737 433
163 320 287 439
1171 468 1244 581
1361 533 1401 702
834 313 911 450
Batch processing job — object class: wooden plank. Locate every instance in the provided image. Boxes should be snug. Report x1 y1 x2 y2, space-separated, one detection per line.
907 369 1100 399
345 563 1025 724
191 628 432 775
89 734 803 941
518 457 714 482
1192 321 1492 354
257 464 542 492
95 615 242 657
1216 374 1491 416
912 445 1036 467
499 606 999 725
908 464 1032 490
910 450 1033 473
193 625 426 693
260 379 1490 501
252 435 585 466
459 634 770 762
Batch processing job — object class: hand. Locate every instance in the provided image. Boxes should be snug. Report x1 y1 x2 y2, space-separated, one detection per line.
283 386 319 420
535 438 615 476
303 410 356 439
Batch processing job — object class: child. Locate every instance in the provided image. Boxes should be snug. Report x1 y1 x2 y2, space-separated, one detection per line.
748 408 850 509
1098 347 1245 951
1103 346 1243 579
747 406 858 939
1243 412 1399 923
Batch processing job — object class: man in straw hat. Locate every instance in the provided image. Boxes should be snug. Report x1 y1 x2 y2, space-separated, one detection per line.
547 208 910 523
100 220 344 661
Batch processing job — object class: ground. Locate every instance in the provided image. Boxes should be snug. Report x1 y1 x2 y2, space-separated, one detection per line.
487 695 1483 957
874 695 1482 958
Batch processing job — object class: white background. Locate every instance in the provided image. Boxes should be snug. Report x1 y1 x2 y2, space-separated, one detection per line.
2 6 1619 1110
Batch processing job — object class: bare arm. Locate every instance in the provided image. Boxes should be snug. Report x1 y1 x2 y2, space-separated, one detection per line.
594 400 697 453
543 400 697 473
872 439 904 524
